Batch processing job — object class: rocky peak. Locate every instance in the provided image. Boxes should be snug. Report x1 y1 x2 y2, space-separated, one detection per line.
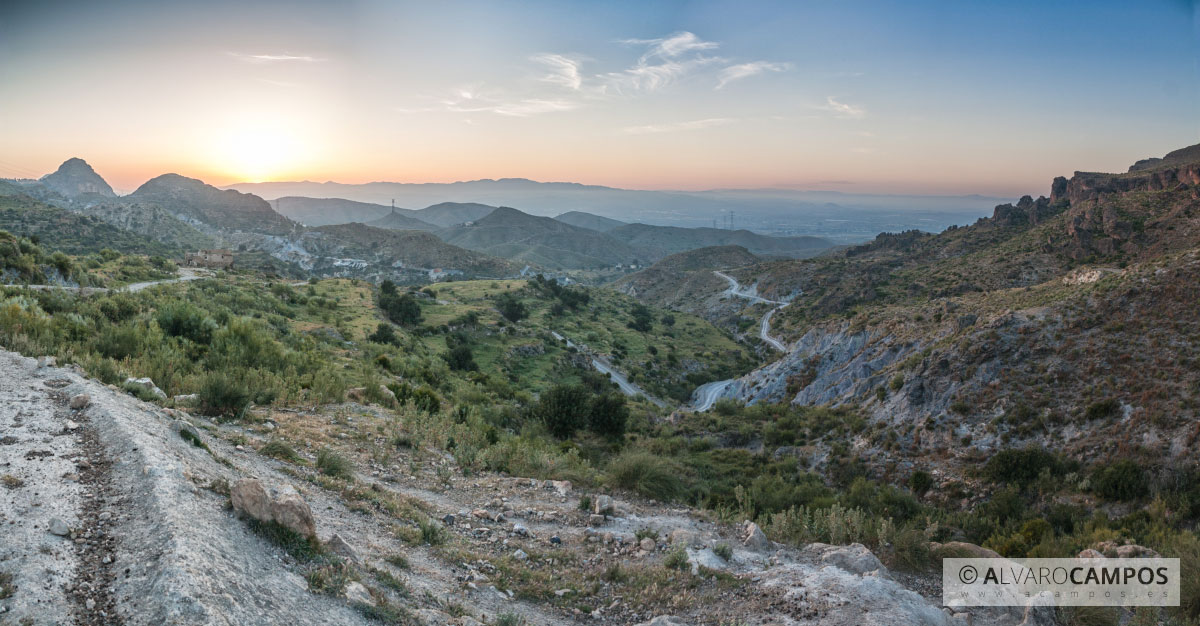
39 157 115 198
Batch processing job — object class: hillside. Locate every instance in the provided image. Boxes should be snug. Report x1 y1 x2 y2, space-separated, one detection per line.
364 209 439 231
554 210 626 232
686 143 1200 483
0 193 181 257
79 200 216 251
131 174 297 235
608 223 833 259
436 206 641 269
411 201 497 227
612 246 761 315
275 196 394 226
295 222 515 278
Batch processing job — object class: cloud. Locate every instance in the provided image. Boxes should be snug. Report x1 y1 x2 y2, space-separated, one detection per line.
532 53 583 90
441 89 578 117
230 52 323 63
623 117 735 135
622 32 720 61
819 96 866 118
716 61 790 89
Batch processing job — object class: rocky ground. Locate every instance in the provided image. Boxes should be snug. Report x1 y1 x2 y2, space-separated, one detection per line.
0 348 1049 625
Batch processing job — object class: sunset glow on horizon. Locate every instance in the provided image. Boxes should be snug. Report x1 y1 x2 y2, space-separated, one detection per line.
1 0 1195 196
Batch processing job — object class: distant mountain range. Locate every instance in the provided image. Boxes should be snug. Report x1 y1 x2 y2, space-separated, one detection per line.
227 178 1009 242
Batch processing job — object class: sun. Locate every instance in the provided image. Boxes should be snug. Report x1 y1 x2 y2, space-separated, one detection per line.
214 124 301 182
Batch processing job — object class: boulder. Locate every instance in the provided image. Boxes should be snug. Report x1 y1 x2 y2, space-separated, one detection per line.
806 543 887 576
593 495 614 515
742 521 769 552
230 479 274 523
124 377 167 400
271 494 318 539
69 394 91 410
231 478 318 539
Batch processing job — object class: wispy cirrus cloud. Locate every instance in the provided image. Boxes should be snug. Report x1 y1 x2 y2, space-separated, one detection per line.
716 61 790 89
403 31 790 119
441 89 578 117
819 96 866 118
532 53 583 91
623 117 735 135
229 52 324 64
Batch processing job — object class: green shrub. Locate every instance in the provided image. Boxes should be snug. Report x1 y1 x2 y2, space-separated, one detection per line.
606 451 685 502
495 613 525 626
531 384 590 439
588 393 629 438
316 448 354 480
714 543 733 561
418 518 447 546
663 545 689 571
908 470 933 496
495 293 527 323
156 302 217 344
1084 399 1120 421
260 439 299 462
1091 460 1146 502
198 371 251 417
982 447 1065 485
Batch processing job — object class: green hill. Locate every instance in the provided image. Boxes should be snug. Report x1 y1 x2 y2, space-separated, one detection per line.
130 173 297 235
0 193 182 258
436 206 641 269
608 223 833 259
553 210 626 232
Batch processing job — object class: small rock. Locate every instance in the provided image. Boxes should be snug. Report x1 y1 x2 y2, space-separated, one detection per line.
69 394 91 410
86 598 95 610
49 517 70 536
38 355 57 368
639 537 656 552
344 581 373 606
124 377 167 400
635 617 688 626
471 508 490 520
741 521 769 552
64 420 80 431
588 514 606 526
593 495 614 515
513 549 528 561
512 523 529 537
442 514 456 526
550 535 562 545
327 533 359 562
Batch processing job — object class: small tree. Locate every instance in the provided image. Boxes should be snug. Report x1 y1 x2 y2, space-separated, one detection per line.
532 384 590 439
368 323 398 345
496 292 528 323
588 393 629 438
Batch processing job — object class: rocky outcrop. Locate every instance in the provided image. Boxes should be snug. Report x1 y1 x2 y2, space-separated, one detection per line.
39 158 115 198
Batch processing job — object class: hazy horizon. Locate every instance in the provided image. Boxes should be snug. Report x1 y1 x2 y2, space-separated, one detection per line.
2 0 1196 197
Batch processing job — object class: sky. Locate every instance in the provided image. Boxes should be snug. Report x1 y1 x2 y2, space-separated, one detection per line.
0 0 1196 195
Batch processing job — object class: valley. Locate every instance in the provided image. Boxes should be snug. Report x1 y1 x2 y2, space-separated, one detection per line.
2 145 1199 626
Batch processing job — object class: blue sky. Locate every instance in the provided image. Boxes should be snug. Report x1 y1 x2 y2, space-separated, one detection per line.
0 0 1195 194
